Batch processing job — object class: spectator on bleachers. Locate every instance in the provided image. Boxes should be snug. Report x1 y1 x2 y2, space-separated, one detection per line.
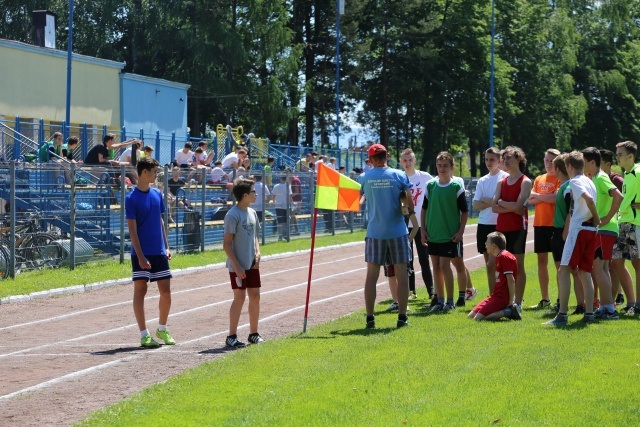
196 141 215 165
250 174 271 221
141 145 154 159
39 132 64 163
168 167 193 210
264 156 275 187
189 147 211 183
84 134 137 166
295 153 313 172
208 161 229 184
242 155 251 171
328 157 337 170
272 175 293 240
174 142 195 168
62 136 84 183
118 141 142 185
339 165 347 174
222 148 247 170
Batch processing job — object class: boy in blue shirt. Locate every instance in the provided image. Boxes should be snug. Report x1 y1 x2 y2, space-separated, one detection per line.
125 157 174 348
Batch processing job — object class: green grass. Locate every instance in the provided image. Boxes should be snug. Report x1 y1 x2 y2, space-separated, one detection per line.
0 230 366 298
77 254 640 426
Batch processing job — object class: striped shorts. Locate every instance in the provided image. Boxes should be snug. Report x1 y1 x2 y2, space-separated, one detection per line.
132 255 173 282
365 235 412 265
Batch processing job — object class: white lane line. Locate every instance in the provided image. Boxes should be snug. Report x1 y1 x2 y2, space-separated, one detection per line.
0 280 387 401
0 266 367 358
0 254 363 333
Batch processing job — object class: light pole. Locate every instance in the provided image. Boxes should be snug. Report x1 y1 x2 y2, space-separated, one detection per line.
335 0 344 150
65 0 74 140
488 0 495 147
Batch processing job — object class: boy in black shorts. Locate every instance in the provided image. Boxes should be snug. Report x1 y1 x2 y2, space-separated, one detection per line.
126 157 175 348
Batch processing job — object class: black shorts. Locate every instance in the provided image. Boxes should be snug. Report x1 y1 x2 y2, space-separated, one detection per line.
275 208 287 224
551 228 565 263
534 226 554 253
428 241 463 259
476 224 497 254
502 229 527 255
131 254 172 282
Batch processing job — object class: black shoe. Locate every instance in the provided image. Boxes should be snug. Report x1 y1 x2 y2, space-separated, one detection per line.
429 295 438 308
225 334 246 348
510 303 522 320
579 314 595 324
572 305 586 315
455 297 465 307
365 315 375 329
616 293 625 305
397 319 409 328
247 333 265 344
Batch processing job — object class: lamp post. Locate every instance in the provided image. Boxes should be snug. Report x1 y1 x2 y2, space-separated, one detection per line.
488 0 495 147
335 0 344 150
65 0 74 140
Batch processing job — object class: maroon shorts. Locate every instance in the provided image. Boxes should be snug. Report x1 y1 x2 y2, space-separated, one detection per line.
229 268 261 289
474 295 509 316
595 234 616 261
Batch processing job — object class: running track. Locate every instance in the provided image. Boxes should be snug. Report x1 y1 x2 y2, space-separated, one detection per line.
0 224 535 426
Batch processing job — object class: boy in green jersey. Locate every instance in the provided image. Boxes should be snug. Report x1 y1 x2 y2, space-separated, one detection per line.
583 147 623 319
611 141 640 314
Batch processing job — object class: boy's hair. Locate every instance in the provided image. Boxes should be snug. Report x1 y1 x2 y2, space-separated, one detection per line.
172 166 180 173
616 140 637 158
401 148 415 157
67 136 79 146
103 133 115 144
184 142 192 149
195 147 203 154
600 149 614 165
254 174 262 182
238 149 247 156
136 156 160 176
485 147 501 157
370 152 386 163
267 156 275 163
198 141 207 147
552 153 568 177
486 231 506 250
232 178 254 201
581 147 601 167
546 148 561 157
280 175 287 182
502 146 527 172
564 151 584 171
436 151 454 166
214 160 222 166
339 165 346 170
143 145 154 153
330 157 336 162
52 132 63 140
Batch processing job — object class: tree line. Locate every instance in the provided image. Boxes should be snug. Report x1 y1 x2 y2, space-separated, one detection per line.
2 0 640 174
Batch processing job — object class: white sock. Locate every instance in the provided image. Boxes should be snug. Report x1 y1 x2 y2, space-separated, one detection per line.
140 329 149 338
158 324 166 332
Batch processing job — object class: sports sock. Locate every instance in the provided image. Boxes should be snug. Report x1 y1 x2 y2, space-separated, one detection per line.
458 291 465 299
158 324 166 332
140 329 149 338
558 313 567 317
446 297 454 305
437 297 445 305
398 314 408 322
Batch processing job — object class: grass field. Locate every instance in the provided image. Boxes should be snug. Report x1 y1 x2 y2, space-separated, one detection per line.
77 251 640 427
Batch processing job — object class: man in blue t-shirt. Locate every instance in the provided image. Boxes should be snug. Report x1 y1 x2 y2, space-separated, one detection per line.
358 144 413 329
125 157 175 348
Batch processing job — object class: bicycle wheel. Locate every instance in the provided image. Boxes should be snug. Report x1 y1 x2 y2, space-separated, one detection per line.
22 233 59 270
0 244 9 279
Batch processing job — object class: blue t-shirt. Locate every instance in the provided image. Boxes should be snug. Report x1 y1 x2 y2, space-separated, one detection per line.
125 187 166 256
358 166 410 239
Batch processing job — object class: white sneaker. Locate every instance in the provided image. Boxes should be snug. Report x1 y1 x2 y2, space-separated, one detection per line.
464 287 478 301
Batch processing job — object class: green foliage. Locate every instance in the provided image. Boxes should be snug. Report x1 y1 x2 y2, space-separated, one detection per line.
77 255 640 426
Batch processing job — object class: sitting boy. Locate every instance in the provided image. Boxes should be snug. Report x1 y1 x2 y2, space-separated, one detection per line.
468 231 521 321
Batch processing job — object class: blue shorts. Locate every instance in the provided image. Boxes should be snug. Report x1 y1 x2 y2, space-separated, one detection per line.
131 255 172 282
365 235 412 265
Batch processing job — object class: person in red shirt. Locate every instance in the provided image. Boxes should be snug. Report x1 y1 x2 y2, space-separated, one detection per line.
469 232 520 320
492 146 532 311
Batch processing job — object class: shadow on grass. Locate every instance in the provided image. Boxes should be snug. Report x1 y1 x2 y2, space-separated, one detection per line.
199 347 239 355
329 327 396 337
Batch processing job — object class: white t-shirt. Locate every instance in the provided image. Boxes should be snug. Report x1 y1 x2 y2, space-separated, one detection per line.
175 149 194 166
473 170 508 225
118 148 140 164
327 163 336 170
250 181 271 212
221 153 239 169
406 170 433 228
569 174 597 230
209 167 226 183
272 182 292 209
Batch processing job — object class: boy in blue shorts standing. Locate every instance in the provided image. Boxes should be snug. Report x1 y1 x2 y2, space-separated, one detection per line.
359 144 413 329
224 178 264 347
126 157 175 348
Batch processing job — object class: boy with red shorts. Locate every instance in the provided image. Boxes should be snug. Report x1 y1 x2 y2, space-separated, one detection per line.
545 151 600 326
469 232 520 321
223 178 264 347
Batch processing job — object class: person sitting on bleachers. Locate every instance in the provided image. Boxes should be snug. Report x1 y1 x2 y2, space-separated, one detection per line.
168 167 193 210
174 142 195 168
208 161 229 184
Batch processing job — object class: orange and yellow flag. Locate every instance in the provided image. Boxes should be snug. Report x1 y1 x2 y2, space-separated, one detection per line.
314 163 361 211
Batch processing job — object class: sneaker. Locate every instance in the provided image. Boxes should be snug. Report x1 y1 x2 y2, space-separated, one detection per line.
429 295 438 308
543 314 568 326
247 333 265 344
595 308 619 320
386 302 399 312
530 299 551 310
428 303 444 314
465 287 478 301
366 319 376 329
397 318 410 328
551 302 560 313
615 293 625 305
579 314 595 324
510 304 522 320
455 297 465 307
409 291 417 300
593 299 600 311
156 329 176 345
141 333 160 348
621 304 635 313
572 305 586 315
225 335 246 348
624 305 638 316
443 303 456 313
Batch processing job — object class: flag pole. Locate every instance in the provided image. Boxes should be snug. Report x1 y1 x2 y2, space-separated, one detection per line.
303 207 319 333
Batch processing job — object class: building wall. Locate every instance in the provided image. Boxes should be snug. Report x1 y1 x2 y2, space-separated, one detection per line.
0 40 123 127
120 73 189 139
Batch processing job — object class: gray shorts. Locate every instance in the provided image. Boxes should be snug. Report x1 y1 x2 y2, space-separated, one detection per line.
365 235 412 265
